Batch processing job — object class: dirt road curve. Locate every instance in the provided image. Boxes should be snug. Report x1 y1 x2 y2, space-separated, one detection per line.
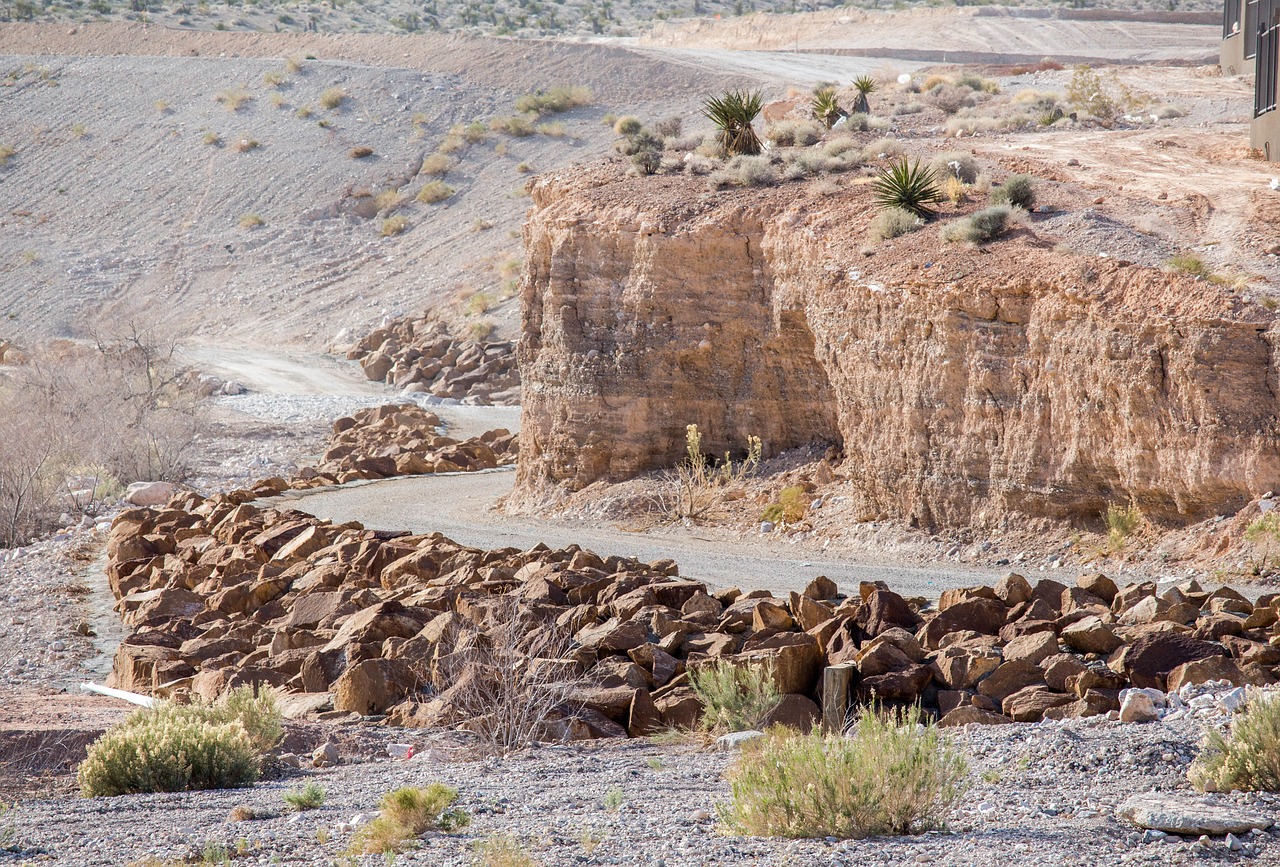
276 470 1002 599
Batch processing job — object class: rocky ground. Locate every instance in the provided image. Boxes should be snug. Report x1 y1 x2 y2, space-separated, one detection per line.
3 709 1280 866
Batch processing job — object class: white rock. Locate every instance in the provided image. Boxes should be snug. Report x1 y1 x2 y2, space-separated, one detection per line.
716 730 765 751
124 481 179 507
1119 690 1159 723
1119 793 1275 836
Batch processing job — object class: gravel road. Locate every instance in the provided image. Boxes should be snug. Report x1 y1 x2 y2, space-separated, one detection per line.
275 470 1001 599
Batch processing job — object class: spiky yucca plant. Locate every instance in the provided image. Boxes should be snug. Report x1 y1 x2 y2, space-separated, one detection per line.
703 89 764 156
871 159 945 219
811 88 844 129
852 74 878 113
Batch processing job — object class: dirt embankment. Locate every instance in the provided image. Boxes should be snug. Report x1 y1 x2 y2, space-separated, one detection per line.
513 163 1280 529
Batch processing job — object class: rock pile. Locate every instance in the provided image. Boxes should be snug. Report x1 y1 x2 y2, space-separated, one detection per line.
348 316 519 406
282 404 517 490
104 497 1280 737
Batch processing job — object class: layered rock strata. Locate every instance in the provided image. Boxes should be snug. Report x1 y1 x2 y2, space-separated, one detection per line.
516 168 1280 526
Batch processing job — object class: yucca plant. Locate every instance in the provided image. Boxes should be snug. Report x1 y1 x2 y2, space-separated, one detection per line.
871 159 944 219
811 88 844 129
703 89 764 157
852 75 878 114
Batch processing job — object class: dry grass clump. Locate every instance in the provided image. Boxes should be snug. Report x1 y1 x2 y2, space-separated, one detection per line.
0 144 16 166
381 215 409 236
614 116 642 137
514 85 591 116
709 155 777 188
262 70 286 88
861 137 903 161
940 204 1020 244
201 131 221 146
535 121 567 137
349 784 467 854
238 213 264 229
1190 693 1280 792
417 180 455 204
1102 502 1144 553
720 708 967 838
491 115 535 137
294 105 313 119
78 687 280 797
475 834 542 867
348 145 374 159
215 87 253 112
691 659 781 733
767 120 823 147
233 137 260 153
421 153 454 176
374 190 405 212
869 206 924 241
318 86 346 110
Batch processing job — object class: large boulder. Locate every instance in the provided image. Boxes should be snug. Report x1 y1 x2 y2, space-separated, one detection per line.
1121 633 1227 690
332 658 416 715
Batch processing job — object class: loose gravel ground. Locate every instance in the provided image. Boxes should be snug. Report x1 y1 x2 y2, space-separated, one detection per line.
3 715 1278 866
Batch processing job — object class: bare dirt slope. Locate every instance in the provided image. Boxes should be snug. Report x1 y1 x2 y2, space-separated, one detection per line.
641 5 1220 65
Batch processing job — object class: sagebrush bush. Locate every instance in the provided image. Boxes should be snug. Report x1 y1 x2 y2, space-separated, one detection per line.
283 781 326 811
929 151 978 184
1190 693 1280 792
762 485 807 524
940 205 1018 244
869 206 923 241
613 115 642 137
215 686 282 752
319 87 346 110
490 115 535 137
861 136 903 161
709 155 777 188
1103 502 1143 553
991 174 1035 209
78 705 260 796
381 215 409 236
350 784 466 854
721 708 967 838
690 659 780 732
653 116 683 139
421 153 454 176
476 834 541 867
767 120 823 148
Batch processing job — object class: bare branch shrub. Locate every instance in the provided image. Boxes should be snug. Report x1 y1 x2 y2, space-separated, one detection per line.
656 424 762 522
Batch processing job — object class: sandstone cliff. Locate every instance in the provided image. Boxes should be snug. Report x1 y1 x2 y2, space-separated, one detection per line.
515 166 1280 528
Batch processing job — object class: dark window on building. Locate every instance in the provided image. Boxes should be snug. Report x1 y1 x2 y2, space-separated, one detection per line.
1227 0 1243 38
1258 0 1279 116
1248 0 1261 58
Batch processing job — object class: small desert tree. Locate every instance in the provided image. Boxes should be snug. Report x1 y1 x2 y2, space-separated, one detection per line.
703 89 764 157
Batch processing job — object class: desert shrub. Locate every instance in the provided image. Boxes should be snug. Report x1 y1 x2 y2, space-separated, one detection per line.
955 72 999 93
928 151 977 184
940 205 1018 244
262 70 286 88
475 834 541 867
238 213 263 229
514 85 591 116
350 784 467 854
861 136 903 161
872 159 943 219
375 190 405 212
990 174 1035 209
214 686 281 752
284 55 303 73
869 206 923 241
632 146 662 176
690 659 780 732
811 87 843 128
0 144 14 166
762 485 807 524
928 84 973 115
851 74 877 113
381 215 409 236
703 89 763 157
661 423 762 522
233 137 260 153
653 115 683 139
421 153 454 176
1103 502 1143 553
613 115 642 137
720 708 967 838
283 782 326 811
294 105 312 119
215 87 252 111
767 120 823 148
348 145 373 158
1245 512 1280 574
318 87 346 110
1065 65 1115 120
78 704 261 796
710 155 777 188
942 176 966 206
1190 693 1280 792
201 132 221 146
535 121 566 137
1155 105 1185 119
417 180 455 204
491 115 535 137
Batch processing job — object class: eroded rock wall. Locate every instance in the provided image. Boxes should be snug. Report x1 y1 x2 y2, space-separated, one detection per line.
516 170 1280 527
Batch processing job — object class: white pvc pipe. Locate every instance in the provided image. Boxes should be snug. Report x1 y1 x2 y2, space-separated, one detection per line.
80 682 157 709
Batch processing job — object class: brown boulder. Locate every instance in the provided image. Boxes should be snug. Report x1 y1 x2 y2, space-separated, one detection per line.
1077 573 1118 604
920 599 1006 649
977 659 1046 703
332 658 415 715
1003 631 1060 666
1165 656 1247 691
1040 653 1089 692
1060 616 1123 655
654 686 702 729
994 572 1032 607
575 618 648 652
628 688 663 737
938 706 1014 727
761 693 820 732
1003 686 1074 722
929 645 1002 690
857 589 922 637
1123 633 1226 691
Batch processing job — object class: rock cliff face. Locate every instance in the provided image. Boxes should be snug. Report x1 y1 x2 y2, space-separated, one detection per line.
515 167 1280 527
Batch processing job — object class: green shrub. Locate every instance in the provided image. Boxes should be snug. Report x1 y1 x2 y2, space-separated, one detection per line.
991 174 1035 209
1103 502 1143 553
720 708 967 838
283 781 326 811
811 87 843 129
350 784 466 854
514 85 591 116
78 705 260 797
869 206 923 241
940 205 1017 244
1168 252 1212 279
703 89 763 157
1190 693 1280 792
762 485 808 524
871 159 944 219
613 115 642 137
690 659 781 732
417 180 455 204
